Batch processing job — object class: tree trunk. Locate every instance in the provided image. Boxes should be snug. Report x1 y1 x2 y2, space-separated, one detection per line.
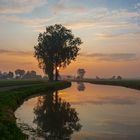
55 67 58 81
48 71 54 81
45 62 54 81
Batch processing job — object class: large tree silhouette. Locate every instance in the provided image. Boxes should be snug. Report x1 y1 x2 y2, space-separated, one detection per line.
33 91 82 140
34 24 82 81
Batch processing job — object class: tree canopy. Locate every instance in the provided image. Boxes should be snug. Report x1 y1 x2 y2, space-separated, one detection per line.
15 69 25 78
34 24 82 81
77 68 86 80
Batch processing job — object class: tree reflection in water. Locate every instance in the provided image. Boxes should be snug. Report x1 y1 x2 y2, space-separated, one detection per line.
77 82 85 91
33 90 82 140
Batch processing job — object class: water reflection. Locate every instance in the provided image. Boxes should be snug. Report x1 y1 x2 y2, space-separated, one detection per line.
33 91 82 140
15 82 140 140
77 82 85 91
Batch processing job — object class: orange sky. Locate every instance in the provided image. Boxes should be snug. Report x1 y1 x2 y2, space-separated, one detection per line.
0 51 139 78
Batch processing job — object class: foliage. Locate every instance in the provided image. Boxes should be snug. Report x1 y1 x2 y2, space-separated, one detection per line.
15 69 25 78
34 24 82 81
0 70 42 80
77 68 86 80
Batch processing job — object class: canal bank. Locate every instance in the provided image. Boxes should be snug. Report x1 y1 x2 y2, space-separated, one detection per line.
71 79 140 91
0 81 71 140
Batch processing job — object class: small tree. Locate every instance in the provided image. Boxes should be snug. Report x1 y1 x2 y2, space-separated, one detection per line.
23 71 36 79
30 70 36 77
2 72 8 79
111 76 116 80
15 69 25 79
34 24 82 81
8 71 14 79
117 76 122 80
77 69 86 80
0 71 2 79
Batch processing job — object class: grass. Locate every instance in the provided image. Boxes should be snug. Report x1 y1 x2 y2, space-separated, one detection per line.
0 80 71 140
84 79 140 90
0 79 47 87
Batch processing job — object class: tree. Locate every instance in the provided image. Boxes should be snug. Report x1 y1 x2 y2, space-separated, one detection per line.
0 71 2 79
77 68 86 80
15 69 25 79
30 70 36 77
8 71 14 79
23 70 37 79
1 72 8 79
117 76 122 80
34 24 82 81
111 76 116 80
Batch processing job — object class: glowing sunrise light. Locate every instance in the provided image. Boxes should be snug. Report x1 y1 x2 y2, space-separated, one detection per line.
57 66 60 70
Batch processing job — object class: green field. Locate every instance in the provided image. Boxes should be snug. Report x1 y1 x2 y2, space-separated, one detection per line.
0 80 47 87
84 79 140 90
0 80 71 140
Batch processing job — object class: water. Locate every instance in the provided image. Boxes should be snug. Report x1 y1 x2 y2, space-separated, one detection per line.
15 82 140 140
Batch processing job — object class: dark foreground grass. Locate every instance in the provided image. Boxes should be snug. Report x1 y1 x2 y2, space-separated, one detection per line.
0 81 71 140
0 80 47 87
84 79 140 90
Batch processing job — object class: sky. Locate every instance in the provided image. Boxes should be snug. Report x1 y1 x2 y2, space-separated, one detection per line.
0 0 140 78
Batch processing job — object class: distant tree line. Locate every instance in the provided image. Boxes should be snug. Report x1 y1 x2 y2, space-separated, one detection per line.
0 69 43 80
96 75 122 80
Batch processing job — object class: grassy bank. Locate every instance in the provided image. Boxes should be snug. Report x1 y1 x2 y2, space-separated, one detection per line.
0 80 47 87
84 79 140 90
0 81 71 140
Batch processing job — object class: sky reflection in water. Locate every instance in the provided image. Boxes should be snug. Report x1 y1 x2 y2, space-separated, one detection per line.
15 82 140 140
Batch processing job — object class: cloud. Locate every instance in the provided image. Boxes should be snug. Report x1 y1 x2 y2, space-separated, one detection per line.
62 7 140 29
0 15 52 29
80 53 138 61
135 2 140 9
0 0 47 14
0 49 33 56
0 4 139 32
111 9 140 18
0 15 53 32
94 96 137 105
0 49 43 74
64 20 138 30
50 0 87 14
71 96 138 105
96 32 140 39
51 3 87 14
